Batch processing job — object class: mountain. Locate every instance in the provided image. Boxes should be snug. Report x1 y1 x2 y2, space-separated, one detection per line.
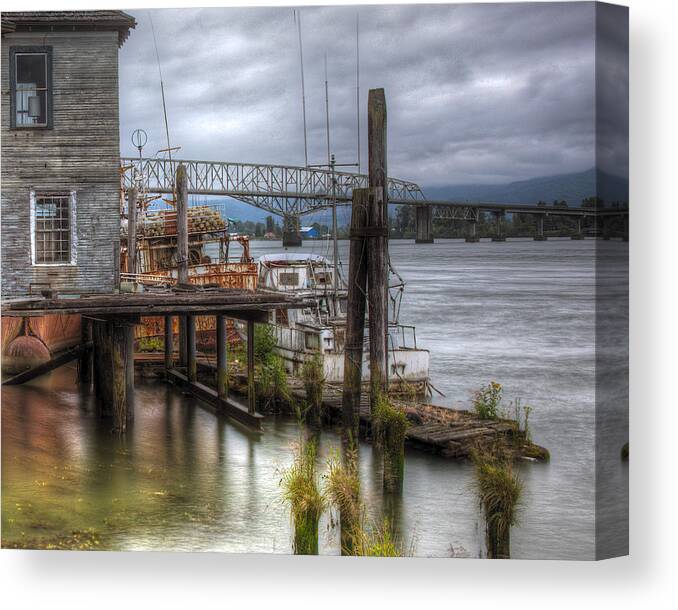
422 168 628 206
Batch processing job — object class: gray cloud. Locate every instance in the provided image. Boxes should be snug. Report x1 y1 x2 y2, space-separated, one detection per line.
119 2 627 188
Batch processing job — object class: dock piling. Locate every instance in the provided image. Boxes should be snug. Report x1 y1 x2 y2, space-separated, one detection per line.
78 317 93 387
367 88 389 407
342 187 370 448
187 314 197 382
247 319 256 414
216 314 229 406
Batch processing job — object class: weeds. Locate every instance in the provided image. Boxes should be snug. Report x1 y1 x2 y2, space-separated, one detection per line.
373 394 409 493
472 381 503 420
472 445 522 559
258 354 291 412
301 355 325 427
279 439 325 555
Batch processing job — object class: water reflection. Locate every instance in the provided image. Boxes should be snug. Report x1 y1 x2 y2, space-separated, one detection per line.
1 239 628 558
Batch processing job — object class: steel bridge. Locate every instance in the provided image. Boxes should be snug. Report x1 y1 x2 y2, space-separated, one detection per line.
120 157 627 243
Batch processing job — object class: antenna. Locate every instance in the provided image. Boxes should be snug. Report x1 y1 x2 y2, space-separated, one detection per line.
149 13 173 173
294 10 309 167
356 12 361 174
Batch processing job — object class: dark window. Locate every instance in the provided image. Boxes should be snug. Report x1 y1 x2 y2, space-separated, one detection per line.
34 194 72 264
9 46 53 128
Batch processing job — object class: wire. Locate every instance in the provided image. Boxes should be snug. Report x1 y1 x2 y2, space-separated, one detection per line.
149 13 173 175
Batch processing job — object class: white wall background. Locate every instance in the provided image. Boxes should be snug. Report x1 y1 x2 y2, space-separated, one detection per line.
1 0 676 608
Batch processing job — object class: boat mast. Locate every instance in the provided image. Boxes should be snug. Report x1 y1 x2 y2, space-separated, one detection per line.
325 54 339 298
356 12 361 174
295 10 309 167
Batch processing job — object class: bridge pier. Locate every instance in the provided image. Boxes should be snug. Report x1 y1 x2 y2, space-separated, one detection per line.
534 215 547 241
465 220 480 242
571 216 584 240
415 205 434 244
491 211 506 242
282 214 302 247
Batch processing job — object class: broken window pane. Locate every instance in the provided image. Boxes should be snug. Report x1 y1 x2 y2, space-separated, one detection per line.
15 53 48 126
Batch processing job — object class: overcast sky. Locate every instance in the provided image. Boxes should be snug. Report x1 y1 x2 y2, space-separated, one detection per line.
119 2 628 188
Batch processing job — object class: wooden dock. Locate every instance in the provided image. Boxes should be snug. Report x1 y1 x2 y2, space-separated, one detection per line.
288 381 547 460
133 354 548 460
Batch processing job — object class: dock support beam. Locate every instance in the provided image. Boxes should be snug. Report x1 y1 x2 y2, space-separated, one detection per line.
342 188 370 449
187 314 197 382
534 215 547 241
216 314 229 407
247 319 256 414
491 211 506 242
282 214 302 247
414 205 434 244
164 315 174 370
465 220 479 243
367 88 389 408
78 317 93 388
176 164 189 366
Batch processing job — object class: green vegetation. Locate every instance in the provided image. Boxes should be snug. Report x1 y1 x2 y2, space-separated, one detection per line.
136 336 164 353
258 354 291 412
473 446 522 559
473 381 503 420
373 394 409 493
279 440 325 555
301 355 325 427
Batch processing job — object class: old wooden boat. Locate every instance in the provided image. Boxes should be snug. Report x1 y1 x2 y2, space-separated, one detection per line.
257 252 430 389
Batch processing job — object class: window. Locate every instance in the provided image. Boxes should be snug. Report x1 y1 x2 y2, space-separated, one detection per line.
279 272 299 287
31 192 76 265
10 46 53 128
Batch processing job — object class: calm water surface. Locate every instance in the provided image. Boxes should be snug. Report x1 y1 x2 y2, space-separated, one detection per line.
1 238 628 558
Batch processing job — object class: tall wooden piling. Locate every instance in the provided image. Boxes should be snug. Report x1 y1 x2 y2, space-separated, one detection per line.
186 314 197 382
342 188 370 448
127 187 138 274
176 164 189 366
216 314 229 405
367 88 389 407
92 318 133 433
247 319 256 414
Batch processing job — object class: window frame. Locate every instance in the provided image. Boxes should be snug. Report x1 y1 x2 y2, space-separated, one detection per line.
9 46 53 129
30 190 77 267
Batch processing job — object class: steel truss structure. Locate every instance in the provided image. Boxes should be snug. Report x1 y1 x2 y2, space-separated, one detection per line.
121 157 625 221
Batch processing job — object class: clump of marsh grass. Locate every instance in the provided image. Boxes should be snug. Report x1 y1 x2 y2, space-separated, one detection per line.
325 449 362 555
301 354 325 427
279 439 325 555
352 518 405 557
373 394 409 493
472 446 522 559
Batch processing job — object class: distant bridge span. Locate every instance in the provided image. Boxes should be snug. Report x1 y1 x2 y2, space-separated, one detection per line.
121 157 627 243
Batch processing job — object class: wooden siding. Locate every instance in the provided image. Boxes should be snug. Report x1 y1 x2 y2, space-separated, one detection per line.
1 30 121 296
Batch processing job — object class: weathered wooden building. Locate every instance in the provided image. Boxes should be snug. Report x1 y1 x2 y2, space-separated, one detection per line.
1 11 135 297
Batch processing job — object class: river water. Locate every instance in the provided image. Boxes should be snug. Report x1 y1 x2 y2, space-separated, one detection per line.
1 238 628 559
